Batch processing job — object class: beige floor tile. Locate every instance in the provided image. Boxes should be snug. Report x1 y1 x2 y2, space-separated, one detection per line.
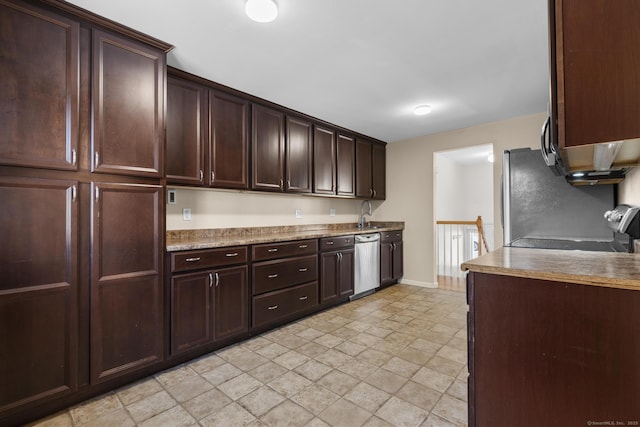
436 345 467 365
200 362 243 386
267 371 312 398
138 405 196 427
260 400 314 427
289 384 340 415
363 416 395 427
355 348 393 367
200 402 256 427
305 417 331 427
247 361 288 384
313 333 344 348
237 386 286 417
343 382 391 413
273 350 309 370
364 368 407 394
69 393 122 425
155 366 197 388
76 407 135 427
313 348 352 369
126 390 177 424
337 360 379 380
381 356 421 378
227 350 270 371
115 379 163 406
241 336 271 351
366 326 394 338
411 367 456 393
447 336 468 351
375 396 429 427
276 332 312 349
396 381 442 412
421 414 460 426
255 342 290 359
351 332 383 347
446 379 468 402
426 355 465 378
316 369 359 396
331 326 361 340
162 374 214 402
182 388 232 421
297 341 330 358
319 398 372 427
396 347 433 365
409 337 444 354
188 354 226 374
431 395 468 425
27 411 73 427
295 327 325 340
294 359 333 381
218 373 263 400
334 340 367 356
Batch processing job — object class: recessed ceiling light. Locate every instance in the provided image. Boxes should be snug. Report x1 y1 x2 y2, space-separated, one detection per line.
245 0 278 23
413 105 432 116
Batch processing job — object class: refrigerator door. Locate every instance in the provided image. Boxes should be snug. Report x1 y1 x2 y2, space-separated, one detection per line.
502 148 615 245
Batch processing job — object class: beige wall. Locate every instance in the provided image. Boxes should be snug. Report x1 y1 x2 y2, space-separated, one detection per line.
375 112 546 287
619 167 640 205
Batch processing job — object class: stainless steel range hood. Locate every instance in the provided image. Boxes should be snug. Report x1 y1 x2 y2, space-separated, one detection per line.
560 138 640 185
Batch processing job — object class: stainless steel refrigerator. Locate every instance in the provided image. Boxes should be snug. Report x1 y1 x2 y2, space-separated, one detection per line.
502 148 624 251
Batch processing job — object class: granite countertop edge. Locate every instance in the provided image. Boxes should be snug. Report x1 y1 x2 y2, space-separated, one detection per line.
166 222 404 252
461 247 640 291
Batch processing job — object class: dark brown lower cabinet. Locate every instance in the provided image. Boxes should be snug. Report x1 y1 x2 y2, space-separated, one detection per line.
380 231 403 286
468 272 640 426
0 176 78 414
90 182 163 384
319 236 355 306
170 256 249 356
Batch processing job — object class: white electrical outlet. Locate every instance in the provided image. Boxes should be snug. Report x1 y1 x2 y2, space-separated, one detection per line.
295 209 302 218
183 208 192 221
329 208 336 217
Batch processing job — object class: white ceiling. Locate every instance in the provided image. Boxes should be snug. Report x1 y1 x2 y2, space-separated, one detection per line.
68 0 550 143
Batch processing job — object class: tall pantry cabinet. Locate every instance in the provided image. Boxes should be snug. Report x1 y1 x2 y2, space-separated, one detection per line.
0 0 172 423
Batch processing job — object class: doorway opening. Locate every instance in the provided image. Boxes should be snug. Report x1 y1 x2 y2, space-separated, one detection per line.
434 144 494 291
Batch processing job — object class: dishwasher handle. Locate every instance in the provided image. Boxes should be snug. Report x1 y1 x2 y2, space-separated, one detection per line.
355 233 381 243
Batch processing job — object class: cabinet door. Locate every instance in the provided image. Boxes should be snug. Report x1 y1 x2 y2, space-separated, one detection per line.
320 251 339 305
285 116 313 193
336 133 355 197
372 143 386 200
252 104 284 191
0 177 78 411
213 265 249 342
355 138 372 198
166 75 206 185
314 125 336 195
171 272 212 356
0 2 79 171
380 242 393 285
338 249 355 298
553 0 640 148
92 29 165 178
391 241 403 280
210 91 249 189
91 182 163 384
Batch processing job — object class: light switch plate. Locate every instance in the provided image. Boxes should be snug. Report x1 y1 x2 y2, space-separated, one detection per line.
295 209 302 218
167 190 176 204
183 208 192 221
329 208 336 217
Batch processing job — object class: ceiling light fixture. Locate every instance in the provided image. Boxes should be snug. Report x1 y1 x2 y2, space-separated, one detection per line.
245 0 278 23
413 105 432 116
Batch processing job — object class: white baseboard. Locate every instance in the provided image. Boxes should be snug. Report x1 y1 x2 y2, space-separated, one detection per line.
397 279 438 288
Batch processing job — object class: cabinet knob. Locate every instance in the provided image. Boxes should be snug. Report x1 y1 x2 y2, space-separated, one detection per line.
298 267 308 272
299 296 308 301
326 241 334 245
185 257 201 262
299 244 308 249
268 305 279 310
267 248 278 253
225 252 239 257
268 274 279 279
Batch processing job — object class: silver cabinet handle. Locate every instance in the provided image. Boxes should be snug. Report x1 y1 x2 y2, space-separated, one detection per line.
211 171 215 184
345 239 351 243
71 185 77 202
95 186 99 202
199 170 204 183
326 241 334 245
71 149 77 166
267 248 278 253
185 257 201 262
279 179 284 189
268 305 278 310
336 252 340 261
299 268 308 272
94 151 99 167
299 296 308 301
299 244 308 249
208 272 213 288
215 272 220 287
225 252 239 257
268 274 279 279
373 189 377 197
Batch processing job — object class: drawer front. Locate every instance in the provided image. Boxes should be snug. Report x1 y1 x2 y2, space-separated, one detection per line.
253 255 318 295
380 231 402 243
320 235 355 252
252 239 317 261
171 246 248 272
253 282 318 328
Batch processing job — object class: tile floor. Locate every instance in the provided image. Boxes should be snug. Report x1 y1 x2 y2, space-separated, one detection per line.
30 284 468 427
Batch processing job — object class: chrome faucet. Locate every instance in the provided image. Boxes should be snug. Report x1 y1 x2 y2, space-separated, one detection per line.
357 199 372 229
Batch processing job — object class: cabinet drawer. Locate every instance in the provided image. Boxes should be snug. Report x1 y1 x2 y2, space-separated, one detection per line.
252 239 317 261
171 246 248 272
320 235 355 252
380 231 402 243
253 255 318 295
253 282 318 328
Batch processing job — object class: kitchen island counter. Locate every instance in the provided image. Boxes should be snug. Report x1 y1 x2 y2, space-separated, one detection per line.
461 246 640 291
167 222 404 252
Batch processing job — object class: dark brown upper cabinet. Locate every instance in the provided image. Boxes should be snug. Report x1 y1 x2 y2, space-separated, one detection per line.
252 104 285 191
336 133 355 197
286 116 313 193
209 91 249 189
550 0 640 148
166 75 207 185
314 125 336 195
92 29 165 178
356 138 385 199
0 1 79 171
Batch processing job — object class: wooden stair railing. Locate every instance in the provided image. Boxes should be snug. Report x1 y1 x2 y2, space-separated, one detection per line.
436 215 490 256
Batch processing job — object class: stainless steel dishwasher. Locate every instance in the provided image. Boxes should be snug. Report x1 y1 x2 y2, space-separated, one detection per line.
351 233 380 300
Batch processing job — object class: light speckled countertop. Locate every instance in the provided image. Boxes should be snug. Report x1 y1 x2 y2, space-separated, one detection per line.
167 222 404 252
461 247 640 291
